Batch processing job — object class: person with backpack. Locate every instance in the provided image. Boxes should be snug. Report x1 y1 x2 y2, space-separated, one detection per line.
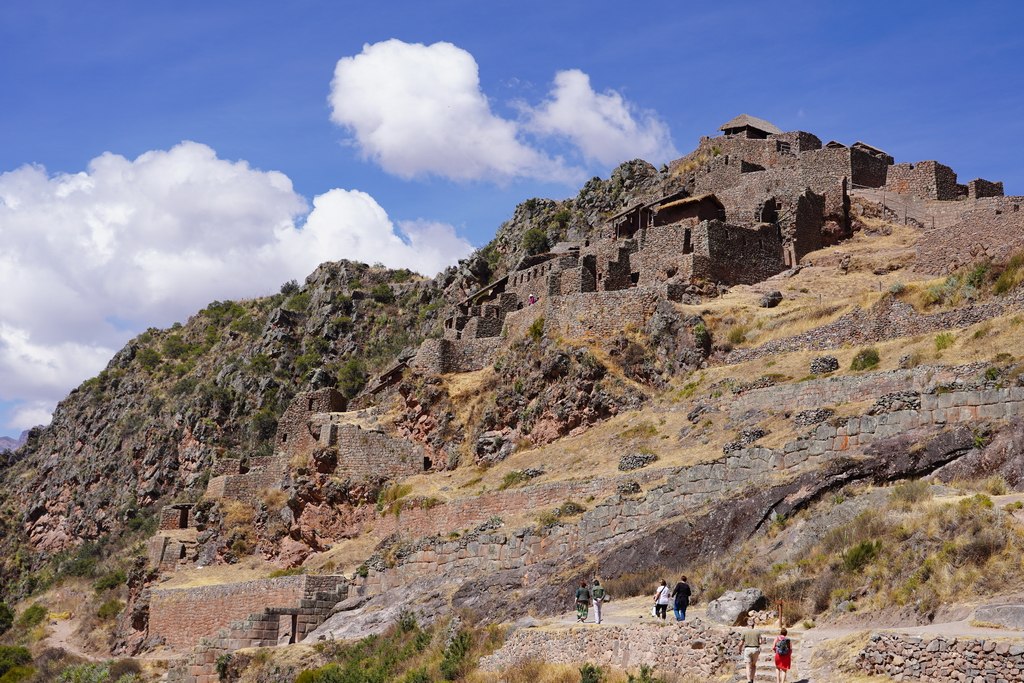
671 575 691 621
590 579 607 624
653 580 671 620
574 582 591 623
773 627 792 682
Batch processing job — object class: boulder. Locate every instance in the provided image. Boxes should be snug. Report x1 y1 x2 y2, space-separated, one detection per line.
759 291 783 308
706 588 766 626
810 356 840 375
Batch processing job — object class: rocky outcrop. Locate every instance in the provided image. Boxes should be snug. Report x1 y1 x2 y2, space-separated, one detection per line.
706 589 766 626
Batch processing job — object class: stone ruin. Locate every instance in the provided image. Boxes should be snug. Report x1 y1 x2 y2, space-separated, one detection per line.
410 114 1020 375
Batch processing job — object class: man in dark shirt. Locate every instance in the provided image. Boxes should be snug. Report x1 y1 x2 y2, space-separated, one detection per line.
671 575 691 621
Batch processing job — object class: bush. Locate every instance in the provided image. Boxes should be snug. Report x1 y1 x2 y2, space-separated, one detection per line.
15 604 46 629
0 604 12 636
627 665 665 683
726 325 748 345
337 358 367 399
370 284 395 304
934 332 955 351
280 279 300 295
528 316 545 342
890 480 932 509
57 663 109 683
842 540 881 572
0 647 31 677
850 347 880 371
97 599 124 621
135 348 161 371
94 570 127 592
440 630 472 680
579 663 605 683
692 322 710 350
521 227 550 256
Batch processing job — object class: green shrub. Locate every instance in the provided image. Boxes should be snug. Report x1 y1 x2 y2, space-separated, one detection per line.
528 317 545 342
726 325 747 345
15 604 46 629
285 291 312 312
627 665 665 683
94 570 126 592
57 663 109 683
934 332 955 351
280 279 300 295
97 599 124 621
521 227 550 256
215 654 232 681
888 282 906 295
0 604 12 636
370 284 395 304
842 540 881 572
440 630 472 680
337 358 367 399
0 647 31 677
890 480 932 509
692 322 710 349
850 347 880 371
579 663 605 683
135 348 161 371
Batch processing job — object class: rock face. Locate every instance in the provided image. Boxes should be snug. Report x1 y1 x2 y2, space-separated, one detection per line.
705 588 767 626
974 603 1024 629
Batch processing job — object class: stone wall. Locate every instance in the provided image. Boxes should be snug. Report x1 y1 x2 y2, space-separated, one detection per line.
327 423 422 481
915 196 1024 274
700 221 785 284
858 632 1024 681
479 621 739 678
410 337 504 374
886 161 959 200
205 457 288 501
158 505 194 531
350 375 1024 598
535 288 662 340
968 178 1004 199
276 388 346 461
150 575 346 652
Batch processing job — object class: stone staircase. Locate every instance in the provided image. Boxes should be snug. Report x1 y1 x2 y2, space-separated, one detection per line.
733 633 801 682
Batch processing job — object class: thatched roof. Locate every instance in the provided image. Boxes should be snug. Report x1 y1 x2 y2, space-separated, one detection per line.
653 193 724 212
719 114 783 135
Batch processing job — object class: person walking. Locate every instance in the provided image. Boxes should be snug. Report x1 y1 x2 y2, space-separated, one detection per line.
671 575 691 621
773 627 792 683
590 579 607 624
740 622 763 683
574 582 591 623
653 580 671 620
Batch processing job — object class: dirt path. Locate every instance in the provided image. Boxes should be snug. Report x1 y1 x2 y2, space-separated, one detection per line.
44 617 99 662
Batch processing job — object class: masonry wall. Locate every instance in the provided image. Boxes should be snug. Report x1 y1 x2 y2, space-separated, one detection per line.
915 195 1024 274
150 577 309 651
480 622 739 678
967 178 1004 199
326 423 421 480
886 161 959 200
701 221 785 284
410 337 503 374
276 388 346 461
858 632 1024 681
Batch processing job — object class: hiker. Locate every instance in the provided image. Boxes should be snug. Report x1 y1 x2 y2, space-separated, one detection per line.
671 575 691 621
740 622 763 683
591 579 607 624
528 294 537 305
773 627 792 683
653 580 671 620
574 581 591 622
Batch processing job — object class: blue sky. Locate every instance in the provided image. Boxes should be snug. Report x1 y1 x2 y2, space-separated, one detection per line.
1 0 1022 436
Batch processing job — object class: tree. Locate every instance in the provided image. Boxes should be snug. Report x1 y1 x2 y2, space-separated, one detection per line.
0 603 13 635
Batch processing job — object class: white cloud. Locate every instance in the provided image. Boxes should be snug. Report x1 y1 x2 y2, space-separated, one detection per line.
328 40 678 181
329 39 576 183
526 69 678 166
0 142 473 431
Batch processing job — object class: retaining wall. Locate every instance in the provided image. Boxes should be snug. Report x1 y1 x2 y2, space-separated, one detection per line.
859 632 1024 681
479 621 739 678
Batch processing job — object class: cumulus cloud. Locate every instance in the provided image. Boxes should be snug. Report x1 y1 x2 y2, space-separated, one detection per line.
0 142 473 430
328 40 677 182
329 39 575 183
526 69 678 166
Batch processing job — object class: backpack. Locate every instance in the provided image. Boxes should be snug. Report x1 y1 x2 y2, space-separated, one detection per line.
592 586 605 600
775 637 791 656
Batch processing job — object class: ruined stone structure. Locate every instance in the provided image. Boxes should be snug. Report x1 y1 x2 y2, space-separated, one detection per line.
422 114 1010 375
